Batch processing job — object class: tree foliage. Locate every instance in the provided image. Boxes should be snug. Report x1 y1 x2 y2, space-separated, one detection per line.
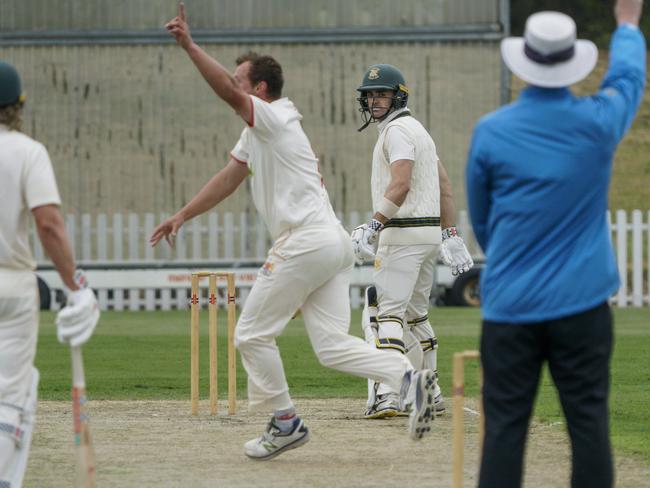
510 0 650 48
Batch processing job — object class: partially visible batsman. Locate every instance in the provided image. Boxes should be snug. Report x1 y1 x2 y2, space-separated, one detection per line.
0 61 99 487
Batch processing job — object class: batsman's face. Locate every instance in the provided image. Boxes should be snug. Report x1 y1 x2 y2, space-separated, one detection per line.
366 90 394 119
234 61 256 95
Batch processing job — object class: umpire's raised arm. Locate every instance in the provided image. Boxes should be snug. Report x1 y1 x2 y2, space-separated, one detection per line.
616 0 644 25
599 0 647 141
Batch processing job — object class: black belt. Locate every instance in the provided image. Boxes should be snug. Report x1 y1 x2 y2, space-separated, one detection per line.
383 217 440 228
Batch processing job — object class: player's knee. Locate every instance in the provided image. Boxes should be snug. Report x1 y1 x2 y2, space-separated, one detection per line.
313 342 341 367
234 327 272 352
0 367 39 487
377 315 404 338
233 328 243 349
233 328 250 351
315 353 335 368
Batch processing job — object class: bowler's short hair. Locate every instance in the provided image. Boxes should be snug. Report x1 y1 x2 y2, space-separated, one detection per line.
236 51 284 99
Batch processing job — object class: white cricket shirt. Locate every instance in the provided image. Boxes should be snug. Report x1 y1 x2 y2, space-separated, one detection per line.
231 96 338 240
0 125 61 275
371 108 441 245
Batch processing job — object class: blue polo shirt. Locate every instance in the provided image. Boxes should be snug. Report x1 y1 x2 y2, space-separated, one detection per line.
466 25 646 323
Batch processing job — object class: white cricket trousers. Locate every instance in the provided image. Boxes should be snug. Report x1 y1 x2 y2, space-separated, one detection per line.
373 243 440 396
235 224 412 412
374 243 439 323
0 270 39 483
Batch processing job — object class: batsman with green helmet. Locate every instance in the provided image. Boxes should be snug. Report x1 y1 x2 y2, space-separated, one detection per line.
351 63 474 418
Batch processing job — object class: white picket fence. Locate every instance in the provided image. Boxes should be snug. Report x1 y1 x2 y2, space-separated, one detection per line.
30 210 479 264
32 209 649 309
610 210 649 307
30 209 475 311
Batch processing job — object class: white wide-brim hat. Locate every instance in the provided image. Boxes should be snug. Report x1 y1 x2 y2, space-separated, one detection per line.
501 11 598 88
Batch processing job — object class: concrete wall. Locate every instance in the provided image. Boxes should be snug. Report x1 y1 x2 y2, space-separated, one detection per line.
1 41 501 217
0 0 505 218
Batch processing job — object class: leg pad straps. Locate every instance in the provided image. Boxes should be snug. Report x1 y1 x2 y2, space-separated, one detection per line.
407 315 429 327
375 338 406 354
377 315 404 327
420 337 438 353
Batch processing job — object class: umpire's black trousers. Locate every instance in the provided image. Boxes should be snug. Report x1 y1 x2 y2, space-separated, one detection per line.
478 302 613 488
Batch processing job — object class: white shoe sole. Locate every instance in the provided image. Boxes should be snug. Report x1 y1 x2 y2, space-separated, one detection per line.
408 370 436 441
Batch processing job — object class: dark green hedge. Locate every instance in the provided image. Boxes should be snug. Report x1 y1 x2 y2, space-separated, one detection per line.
511 0 650 48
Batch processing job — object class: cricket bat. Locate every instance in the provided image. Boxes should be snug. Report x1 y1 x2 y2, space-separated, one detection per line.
71 346 96 488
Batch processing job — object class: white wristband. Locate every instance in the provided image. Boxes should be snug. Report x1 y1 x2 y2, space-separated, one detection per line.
377 197 400 220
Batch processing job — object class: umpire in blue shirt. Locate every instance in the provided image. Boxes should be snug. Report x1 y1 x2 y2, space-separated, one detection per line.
466 1 646 487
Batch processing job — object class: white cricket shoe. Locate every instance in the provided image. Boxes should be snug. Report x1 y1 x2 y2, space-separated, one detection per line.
400 369 437 441
396 396 444 417
364 392 401 419
244 416 310 461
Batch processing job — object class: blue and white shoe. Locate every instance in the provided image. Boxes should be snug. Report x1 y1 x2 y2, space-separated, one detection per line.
244 416 310 461
400 369 437 441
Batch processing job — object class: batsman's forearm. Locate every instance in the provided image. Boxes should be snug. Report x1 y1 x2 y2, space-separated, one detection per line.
373 184 408 223
375 159 413 222
438 160 456 229
383 181 409 207
185 43 241 107
35 213 78 290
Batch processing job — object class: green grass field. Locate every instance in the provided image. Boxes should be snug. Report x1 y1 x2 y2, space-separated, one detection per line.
36 307 650 463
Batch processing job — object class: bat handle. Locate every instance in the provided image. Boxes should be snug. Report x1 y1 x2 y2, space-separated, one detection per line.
71 346 86 388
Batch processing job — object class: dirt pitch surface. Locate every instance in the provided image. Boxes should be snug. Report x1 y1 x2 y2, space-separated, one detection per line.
25 399 649 488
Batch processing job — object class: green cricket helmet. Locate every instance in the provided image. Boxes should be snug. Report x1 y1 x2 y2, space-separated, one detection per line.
0 61 25 108
357 64 409 131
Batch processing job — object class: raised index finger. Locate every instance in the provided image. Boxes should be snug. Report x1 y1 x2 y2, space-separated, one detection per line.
179 2 186 21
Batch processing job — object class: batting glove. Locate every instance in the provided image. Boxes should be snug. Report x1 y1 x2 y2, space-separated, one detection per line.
56 270 100 347
351 219 383 265
440 227 474 276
